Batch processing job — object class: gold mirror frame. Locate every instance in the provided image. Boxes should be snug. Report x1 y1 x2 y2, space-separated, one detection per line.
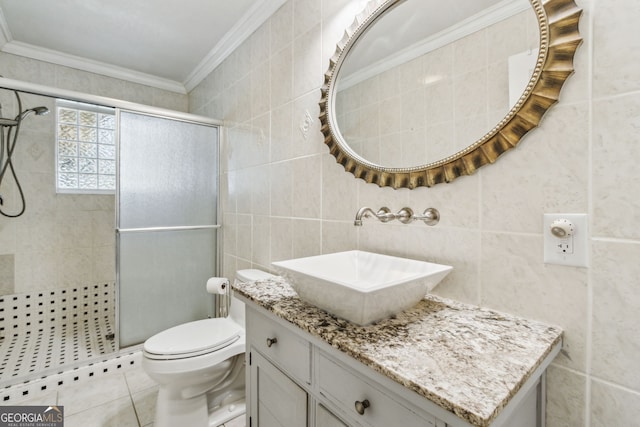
320 0 582 189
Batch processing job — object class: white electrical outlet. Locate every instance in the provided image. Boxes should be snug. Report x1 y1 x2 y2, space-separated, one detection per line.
543 214 588 267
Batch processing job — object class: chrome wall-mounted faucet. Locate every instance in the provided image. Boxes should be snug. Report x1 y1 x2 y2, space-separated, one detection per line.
353 207 440 226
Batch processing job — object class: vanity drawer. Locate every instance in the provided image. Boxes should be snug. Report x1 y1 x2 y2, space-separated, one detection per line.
248 309 311 384
317 352 437 427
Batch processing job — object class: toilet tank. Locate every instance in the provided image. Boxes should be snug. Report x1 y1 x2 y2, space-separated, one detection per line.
230 269 275 327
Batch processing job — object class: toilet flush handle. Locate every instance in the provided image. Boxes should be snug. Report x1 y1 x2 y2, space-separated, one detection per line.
266 337 278 347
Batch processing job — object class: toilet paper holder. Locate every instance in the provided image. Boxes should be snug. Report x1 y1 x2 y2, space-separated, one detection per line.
206 277 230 317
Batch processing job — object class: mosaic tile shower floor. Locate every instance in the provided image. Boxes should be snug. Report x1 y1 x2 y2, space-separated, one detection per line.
0 283 117 384
0 314 116 383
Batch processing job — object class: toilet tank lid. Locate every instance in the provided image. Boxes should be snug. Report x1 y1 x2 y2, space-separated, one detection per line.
236 269 274 282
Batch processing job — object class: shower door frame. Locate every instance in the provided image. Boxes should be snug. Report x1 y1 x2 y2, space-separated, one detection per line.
0 76 224 385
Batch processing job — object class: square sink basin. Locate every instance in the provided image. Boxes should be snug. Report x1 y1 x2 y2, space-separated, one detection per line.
272 250 452 325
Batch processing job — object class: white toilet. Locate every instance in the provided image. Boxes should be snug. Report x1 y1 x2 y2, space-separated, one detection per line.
142 269 274 427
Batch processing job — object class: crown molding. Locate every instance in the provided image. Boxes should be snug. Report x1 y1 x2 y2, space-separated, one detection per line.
1 40 187 94
339 0 531 91
183 0 287 92
0 0 285 94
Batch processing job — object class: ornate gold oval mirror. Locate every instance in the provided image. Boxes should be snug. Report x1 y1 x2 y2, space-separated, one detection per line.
320 0 582 188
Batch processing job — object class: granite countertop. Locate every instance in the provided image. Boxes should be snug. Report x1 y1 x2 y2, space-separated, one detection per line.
233 277 563 427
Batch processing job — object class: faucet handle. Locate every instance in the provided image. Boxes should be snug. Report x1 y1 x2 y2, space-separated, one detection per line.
375 207 394 222
396 207 414 224
413 208 440 226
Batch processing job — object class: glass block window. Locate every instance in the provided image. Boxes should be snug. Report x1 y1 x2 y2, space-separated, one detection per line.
56 100 116 193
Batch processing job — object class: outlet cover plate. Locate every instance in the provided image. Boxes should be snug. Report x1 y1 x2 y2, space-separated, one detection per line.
543 213 588 267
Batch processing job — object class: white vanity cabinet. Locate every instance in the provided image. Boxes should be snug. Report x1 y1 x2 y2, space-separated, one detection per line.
247 308 451 427
238 285 561 427
249 350 308 426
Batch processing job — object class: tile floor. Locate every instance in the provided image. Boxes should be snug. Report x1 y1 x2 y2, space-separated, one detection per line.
6 362 245 427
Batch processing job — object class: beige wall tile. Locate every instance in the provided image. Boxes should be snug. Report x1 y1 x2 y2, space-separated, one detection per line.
293 155 322 218
545 365 586 427
481 103 589 234
292 219 321 258
590 379 640 426
407 226 480 305
592 93 640 240
592 0 640 97
591 240 640 389
481 233 588 371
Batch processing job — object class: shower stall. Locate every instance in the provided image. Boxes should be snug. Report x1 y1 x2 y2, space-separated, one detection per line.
0 78 221 387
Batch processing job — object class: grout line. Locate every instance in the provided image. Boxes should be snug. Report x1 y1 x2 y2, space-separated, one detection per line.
584 0 596 425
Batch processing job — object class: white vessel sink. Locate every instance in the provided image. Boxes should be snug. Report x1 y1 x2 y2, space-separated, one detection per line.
272 250 452 325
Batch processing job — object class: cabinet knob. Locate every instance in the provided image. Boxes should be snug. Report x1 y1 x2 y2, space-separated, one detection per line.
266 337 278 347
354 399 370 415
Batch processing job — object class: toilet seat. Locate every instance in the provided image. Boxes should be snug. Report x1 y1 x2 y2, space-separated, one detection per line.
144 318 242 360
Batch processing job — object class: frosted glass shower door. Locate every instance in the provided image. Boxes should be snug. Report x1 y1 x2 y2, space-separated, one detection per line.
117 111 219 348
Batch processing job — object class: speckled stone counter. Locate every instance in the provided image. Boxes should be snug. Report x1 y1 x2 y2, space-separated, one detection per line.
233 277 563 427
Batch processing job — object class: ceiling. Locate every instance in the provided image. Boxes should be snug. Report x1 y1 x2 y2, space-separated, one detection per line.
0 0 286 93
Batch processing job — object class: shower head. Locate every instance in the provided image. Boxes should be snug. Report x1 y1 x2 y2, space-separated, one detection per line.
18 106 49 120
33 106 49 116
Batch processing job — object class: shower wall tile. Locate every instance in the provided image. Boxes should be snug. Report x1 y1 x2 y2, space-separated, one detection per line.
0 54 56 87
0 51 184 301
92 245 116 284
0 255 15 295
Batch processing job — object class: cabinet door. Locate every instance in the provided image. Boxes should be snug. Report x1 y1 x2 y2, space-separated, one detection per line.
250 350 308 427
316 404 347 427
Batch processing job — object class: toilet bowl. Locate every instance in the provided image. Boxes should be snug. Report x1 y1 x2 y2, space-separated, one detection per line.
142 269 274 427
